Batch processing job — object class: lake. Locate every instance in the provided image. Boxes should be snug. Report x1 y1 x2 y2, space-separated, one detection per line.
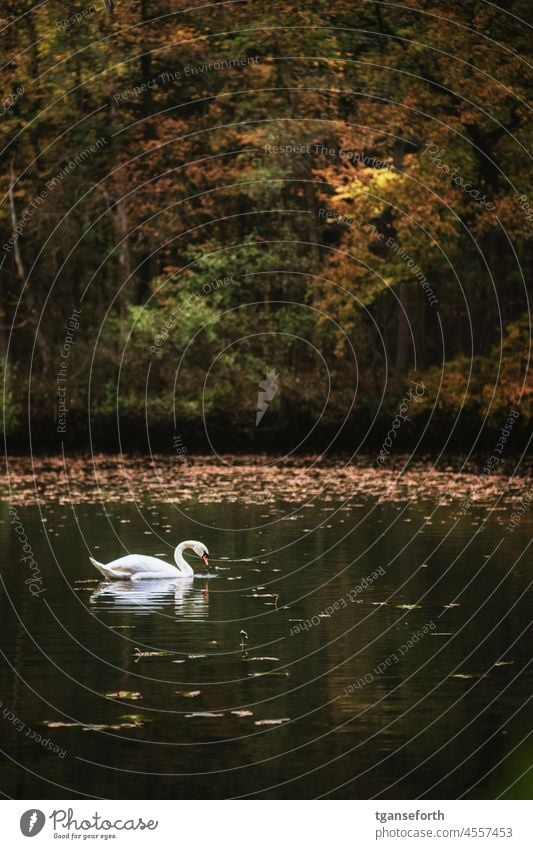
1 455 532 799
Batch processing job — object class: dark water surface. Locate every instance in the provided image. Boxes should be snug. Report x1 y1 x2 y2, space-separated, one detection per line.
1 456 532 799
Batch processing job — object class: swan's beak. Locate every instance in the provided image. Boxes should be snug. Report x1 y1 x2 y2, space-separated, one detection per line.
202 553 209 566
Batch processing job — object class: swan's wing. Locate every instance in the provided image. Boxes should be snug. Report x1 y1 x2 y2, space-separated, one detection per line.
104 554 174 577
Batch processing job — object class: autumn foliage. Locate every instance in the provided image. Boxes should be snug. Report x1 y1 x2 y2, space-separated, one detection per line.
1 0 531 452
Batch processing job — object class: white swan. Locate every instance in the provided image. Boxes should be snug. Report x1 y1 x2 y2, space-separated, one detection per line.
89 540 209 581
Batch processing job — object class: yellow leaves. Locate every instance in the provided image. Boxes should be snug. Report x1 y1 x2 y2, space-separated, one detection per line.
369 168 402 193
335 167 404 217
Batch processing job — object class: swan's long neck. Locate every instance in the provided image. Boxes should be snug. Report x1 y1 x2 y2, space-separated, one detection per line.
174 542 195 576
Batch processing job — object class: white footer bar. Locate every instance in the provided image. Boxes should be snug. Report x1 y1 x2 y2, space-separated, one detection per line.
2 800 530 847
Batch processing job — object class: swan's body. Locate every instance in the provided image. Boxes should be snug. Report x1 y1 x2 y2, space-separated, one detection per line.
89 540 208 581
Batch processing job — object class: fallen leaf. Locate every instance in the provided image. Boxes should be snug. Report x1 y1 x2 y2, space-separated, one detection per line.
185 712 224 718
104 691 142 700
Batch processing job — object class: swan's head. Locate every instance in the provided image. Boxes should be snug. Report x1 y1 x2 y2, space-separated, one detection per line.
191 540 209 566
176 540 209 569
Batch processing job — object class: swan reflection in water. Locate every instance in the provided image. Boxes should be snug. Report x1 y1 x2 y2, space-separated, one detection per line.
89 577 209 619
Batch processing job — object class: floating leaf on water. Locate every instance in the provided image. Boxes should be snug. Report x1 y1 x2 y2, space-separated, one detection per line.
450 673 487 680
119 714 152 722
104 691 142 700
44 719 144 731
9 455 532 508
248 671 289 678
185 712 224 718
134 648 173 660
175 690 202 698
244 657 280 662
81 722 142 731
245 593 277 598
254 718 290 726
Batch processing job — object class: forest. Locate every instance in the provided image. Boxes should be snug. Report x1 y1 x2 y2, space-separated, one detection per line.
1 0 532 454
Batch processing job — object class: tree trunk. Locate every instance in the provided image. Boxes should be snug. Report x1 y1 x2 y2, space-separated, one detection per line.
8 161 50 372
393 282 410 391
